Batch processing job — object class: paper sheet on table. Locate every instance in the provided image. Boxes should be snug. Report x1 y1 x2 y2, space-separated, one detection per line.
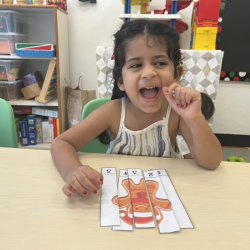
128 169 155 228
155 169 194 229
113 170 133 231
144 170 180 233
100 168 120 227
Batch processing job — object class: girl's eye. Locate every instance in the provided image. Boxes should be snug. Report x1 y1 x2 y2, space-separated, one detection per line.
130 64 142 68
155 62 167 66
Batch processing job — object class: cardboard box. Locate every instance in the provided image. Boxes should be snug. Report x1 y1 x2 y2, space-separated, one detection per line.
21 81 43 100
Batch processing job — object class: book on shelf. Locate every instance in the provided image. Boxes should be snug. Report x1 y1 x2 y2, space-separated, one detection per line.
15 115 26 144
13 106 32 115
35 116 43 144
15 115 59 146
27 115 36 146
48 117 54 143
20 117 29 146
42 118 50 143
32 107 58 118
53 117 58 139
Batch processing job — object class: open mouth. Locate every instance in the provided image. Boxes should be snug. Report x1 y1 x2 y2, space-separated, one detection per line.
140 86 159 100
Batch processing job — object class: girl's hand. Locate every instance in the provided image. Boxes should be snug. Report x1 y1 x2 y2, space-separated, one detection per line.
63 165 103 197
163 84 202 121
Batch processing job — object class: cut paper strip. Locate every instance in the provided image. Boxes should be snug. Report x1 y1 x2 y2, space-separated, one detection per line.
155 169 194 229
144 170 180 234
100 168 120 227
112 170 133 231
127 169 155 228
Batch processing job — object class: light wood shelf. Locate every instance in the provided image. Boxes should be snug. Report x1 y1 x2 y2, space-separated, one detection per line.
8 97 58 106
19 142 51 150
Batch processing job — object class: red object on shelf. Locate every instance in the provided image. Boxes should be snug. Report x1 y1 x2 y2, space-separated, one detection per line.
193 0 221 26
160 20 188 34
165 0 192 14
52 118 58 139
147 0 191 34
13 106 32 115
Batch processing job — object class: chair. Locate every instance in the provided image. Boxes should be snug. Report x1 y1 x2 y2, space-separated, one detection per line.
79 97 111 153
0 98 18 148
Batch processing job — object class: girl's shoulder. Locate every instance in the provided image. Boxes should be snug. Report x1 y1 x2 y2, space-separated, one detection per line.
97 98 122 122
102 98 122 112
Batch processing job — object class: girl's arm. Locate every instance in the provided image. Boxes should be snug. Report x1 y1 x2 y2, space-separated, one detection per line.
179 114 222 170
163 84 222 170
51 100 117 196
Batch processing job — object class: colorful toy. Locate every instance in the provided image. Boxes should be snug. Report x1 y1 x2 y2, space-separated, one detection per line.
148 0 191 33
120 0 183 29
8 68 19 80
15 43 55 58
0 60 23 80
47 0 67 11
191 0 221 50
226 156 247 163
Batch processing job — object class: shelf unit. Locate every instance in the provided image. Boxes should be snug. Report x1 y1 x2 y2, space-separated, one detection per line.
0 5 69 149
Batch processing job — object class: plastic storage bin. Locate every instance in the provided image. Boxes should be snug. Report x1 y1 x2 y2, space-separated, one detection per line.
0 11 27 34
0 79 24 101
0 60 25 81
0 33 28 55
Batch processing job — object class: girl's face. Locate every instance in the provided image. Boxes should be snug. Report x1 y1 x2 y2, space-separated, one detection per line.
118 35 182 114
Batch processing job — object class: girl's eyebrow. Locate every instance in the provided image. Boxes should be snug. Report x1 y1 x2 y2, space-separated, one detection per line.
126 55 169 64
126 57 141 64
154 55 170 60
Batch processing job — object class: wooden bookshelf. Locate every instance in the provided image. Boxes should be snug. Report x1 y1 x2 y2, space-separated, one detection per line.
0 5 69 134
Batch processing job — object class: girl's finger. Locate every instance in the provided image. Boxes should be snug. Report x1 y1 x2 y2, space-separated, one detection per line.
166 83 179 94
179 89 188 108
69 175 91 196
185 90 192 105
81 166 101 190
93 169 104 185
173 86 181 107
63 183 75 197
76 171 99 194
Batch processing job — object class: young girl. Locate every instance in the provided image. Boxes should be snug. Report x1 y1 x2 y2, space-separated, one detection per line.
51 19 222 198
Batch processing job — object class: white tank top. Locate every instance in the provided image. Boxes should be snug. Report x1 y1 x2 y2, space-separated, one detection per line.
107 97 183 159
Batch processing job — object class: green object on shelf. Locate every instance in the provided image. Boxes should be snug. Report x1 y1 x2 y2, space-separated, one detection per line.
226 156 247 163
79 97 111 154
0 98 19 148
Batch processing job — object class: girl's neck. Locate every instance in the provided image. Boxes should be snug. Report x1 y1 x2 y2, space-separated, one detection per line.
124 97 169 130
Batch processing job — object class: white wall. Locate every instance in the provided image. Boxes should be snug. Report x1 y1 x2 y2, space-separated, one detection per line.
67 0 250 136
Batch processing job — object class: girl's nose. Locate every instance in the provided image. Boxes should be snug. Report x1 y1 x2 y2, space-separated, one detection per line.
141 65 157 79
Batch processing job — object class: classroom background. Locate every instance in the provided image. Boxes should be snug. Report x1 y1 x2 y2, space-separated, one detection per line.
0 0 249 161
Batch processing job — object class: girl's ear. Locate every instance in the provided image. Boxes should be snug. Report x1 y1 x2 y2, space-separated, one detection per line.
174 65 184 82
118 77 125 91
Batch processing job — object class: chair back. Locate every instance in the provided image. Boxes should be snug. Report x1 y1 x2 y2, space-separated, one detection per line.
80 97 111 153
0 98 18 148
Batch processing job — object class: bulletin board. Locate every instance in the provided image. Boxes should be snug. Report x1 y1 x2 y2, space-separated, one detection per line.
217 0 250 82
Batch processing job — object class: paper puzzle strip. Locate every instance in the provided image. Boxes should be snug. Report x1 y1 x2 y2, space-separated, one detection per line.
100 168 120 227
112 170 133 231
127 169 155 228
156 169 194 229
144 170 180 233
